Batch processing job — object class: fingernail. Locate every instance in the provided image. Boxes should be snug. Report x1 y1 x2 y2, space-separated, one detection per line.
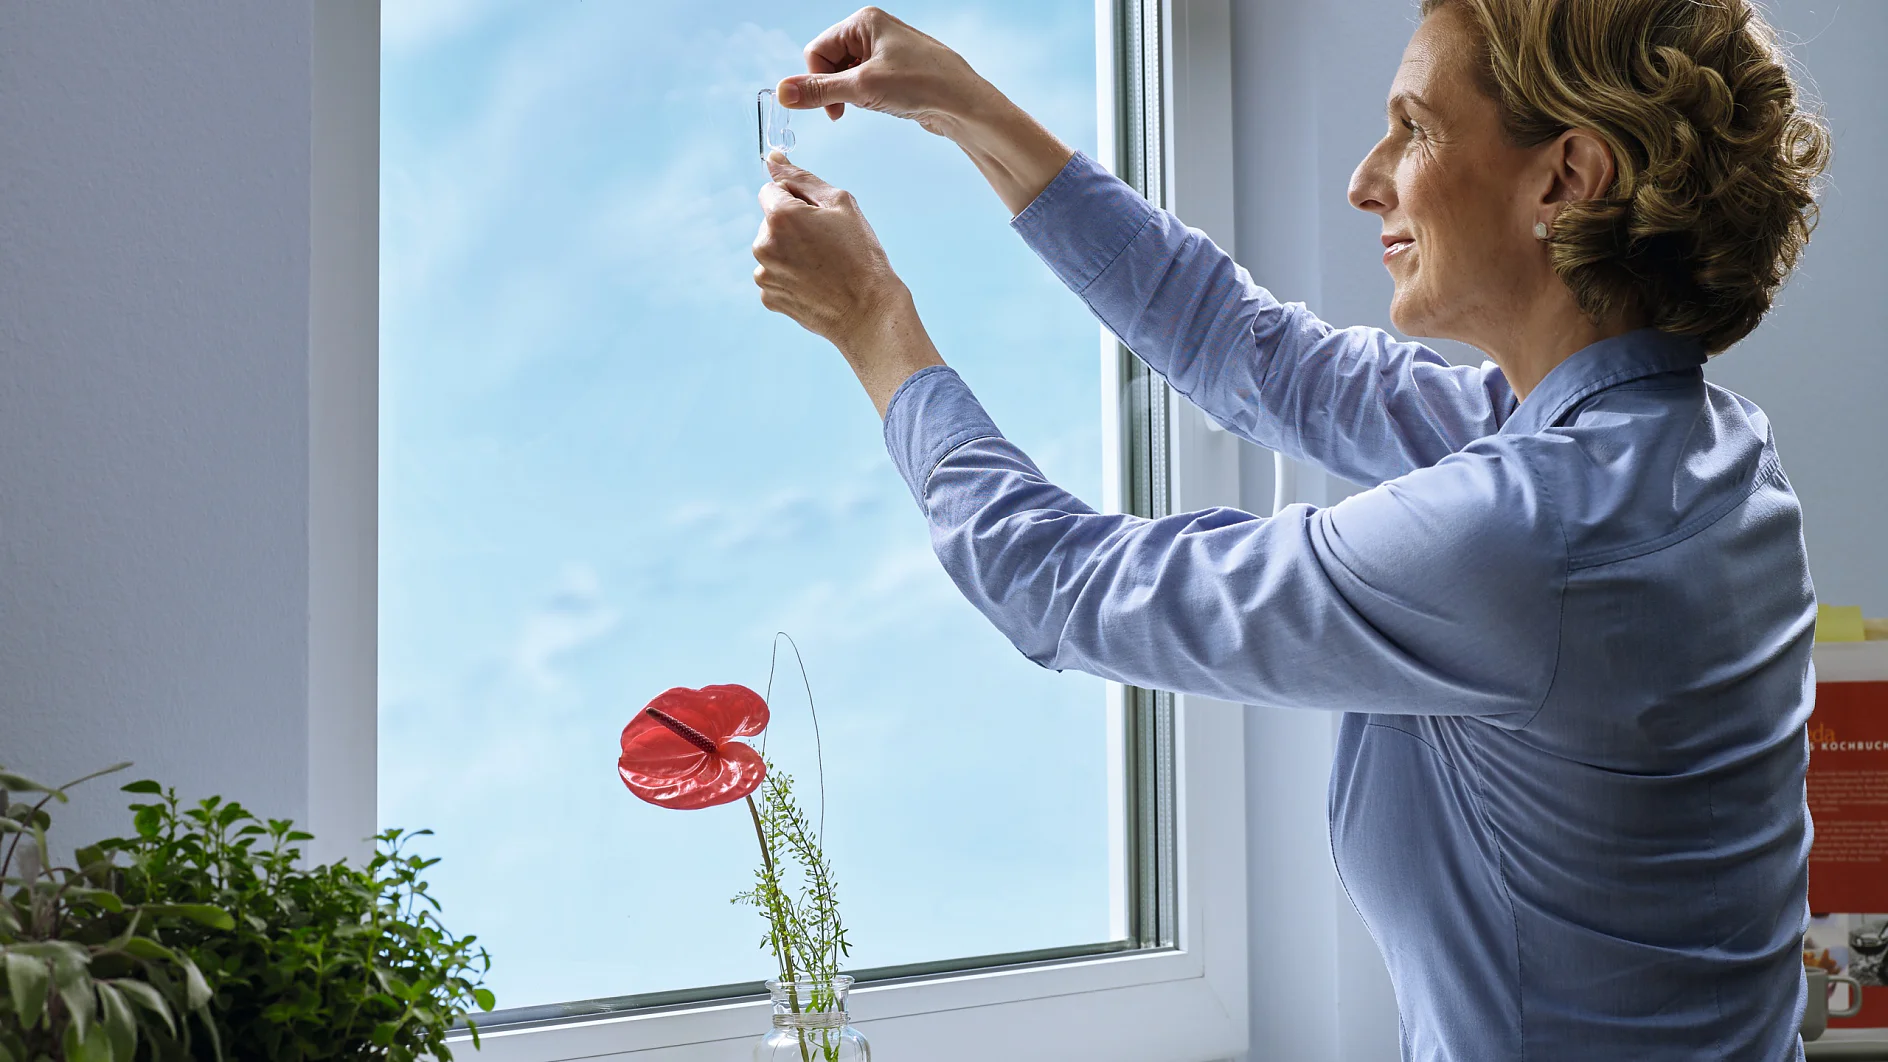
778 82 801 105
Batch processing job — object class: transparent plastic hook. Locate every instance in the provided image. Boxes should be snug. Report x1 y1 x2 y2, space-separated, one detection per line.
757 88 796 159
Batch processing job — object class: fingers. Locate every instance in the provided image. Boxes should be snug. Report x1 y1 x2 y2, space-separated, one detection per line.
804 34 853 120
764 152 848 208
803 12 871 76
758 180 808 213
776 70 864 116
789 7 885 119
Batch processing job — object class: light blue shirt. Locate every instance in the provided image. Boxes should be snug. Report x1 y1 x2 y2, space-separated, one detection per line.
881 152 1815 1061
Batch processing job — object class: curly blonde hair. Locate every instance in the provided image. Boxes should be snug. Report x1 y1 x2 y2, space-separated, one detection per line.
1422 0 1831 354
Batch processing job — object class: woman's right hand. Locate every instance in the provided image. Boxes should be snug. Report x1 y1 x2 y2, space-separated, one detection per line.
776 7 1077 217
774 7 993 138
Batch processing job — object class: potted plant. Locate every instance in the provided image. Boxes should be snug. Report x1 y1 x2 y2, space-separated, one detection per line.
1 763 220 1062
0 763 496 1061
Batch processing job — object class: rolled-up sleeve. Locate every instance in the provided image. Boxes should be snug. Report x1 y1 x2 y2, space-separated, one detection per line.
883 366 1565 718
1013 151 1517 488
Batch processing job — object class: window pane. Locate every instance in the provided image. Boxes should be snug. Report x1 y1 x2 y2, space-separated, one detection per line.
380 0 1112 1010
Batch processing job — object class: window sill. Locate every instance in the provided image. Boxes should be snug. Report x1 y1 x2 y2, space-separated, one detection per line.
457 941 1239 1061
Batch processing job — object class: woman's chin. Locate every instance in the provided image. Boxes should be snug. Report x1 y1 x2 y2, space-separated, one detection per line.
1388 291 1433 339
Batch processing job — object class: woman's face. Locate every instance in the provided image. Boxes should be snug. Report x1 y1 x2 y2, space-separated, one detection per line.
1348 7 1549 346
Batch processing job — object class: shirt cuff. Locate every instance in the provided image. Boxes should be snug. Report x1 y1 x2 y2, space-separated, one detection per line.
1009 151 1158 294
881 366 1003 509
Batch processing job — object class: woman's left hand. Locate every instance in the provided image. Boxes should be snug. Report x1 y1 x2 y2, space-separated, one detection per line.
753 151 945 416
753 152 905 352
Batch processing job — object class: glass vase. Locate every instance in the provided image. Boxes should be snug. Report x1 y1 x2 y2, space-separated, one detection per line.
754 976 870 1062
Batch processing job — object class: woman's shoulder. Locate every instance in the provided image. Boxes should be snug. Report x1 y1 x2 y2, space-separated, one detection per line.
1471 381 1789 570
1318 438 1569 593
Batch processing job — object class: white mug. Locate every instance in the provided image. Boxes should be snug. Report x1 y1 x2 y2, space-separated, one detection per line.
1802 967 1865 1041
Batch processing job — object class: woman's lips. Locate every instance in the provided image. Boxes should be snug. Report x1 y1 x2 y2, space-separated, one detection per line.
1382 238 1414 264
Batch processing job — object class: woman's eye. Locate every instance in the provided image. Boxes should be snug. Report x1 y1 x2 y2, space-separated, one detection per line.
1401 117 1424 137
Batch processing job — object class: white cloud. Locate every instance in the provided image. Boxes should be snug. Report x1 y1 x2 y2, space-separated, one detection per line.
676 21 805 105
662 454 894 552
512 563 621 690
589 135 764 309
382 4 650 310
759 541 961 649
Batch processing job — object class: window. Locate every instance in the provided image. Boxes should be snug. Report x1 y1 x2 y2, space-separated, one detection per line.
369 1 1246 1057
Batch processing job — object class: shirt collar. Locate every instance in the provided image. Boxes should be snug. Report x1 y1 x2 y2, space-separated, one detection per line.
1499 328 1707 436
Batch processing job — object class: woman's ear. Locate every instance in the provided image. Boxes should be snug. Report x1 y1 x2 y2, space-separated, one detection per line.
1545 128 1618 206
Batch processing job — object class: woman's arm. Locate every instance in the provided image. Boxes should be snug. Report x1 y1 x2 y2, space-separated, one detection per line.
751 156 1565 711
780 8 1515 485
1012 152 1514 485
884 366 1565 716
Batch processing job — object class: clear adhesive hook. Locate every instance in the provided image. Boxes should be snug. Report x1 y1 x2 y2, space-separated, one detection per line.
757 88 796 159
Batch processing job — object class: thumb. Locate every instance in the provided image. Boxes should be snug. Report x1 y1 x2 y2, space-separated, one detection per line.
766 152 844 207
777 70 865 112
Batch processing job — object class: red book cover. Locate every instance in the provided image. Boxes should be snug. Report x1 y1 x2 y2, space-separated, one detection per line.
1808 680 1888 912
1804 643 1888 1030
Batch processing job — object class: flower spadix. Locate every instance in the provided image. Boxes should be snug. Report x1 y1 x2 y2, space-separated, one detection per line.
617 684 769 809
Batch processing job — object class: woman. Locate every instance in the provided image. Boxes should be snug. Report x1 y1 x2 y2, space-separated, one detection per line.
752 1 1831 1057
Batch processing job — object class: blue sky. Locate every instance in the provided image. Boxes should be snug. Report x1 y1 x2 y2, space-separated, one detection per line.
379 0 1113 1009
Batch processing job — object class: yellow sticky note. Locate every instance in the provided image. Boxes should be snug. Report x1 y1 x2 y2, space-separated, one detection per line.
1817 605 1867 643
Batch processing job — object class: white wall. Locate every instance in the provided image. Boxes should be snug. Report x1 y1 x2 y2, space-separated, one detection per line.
0 1 377 866
1230 1 1888 1059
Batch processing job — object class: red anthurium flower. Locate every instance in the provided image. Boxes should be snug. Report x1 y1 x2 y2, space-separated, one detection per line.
618 684 769 810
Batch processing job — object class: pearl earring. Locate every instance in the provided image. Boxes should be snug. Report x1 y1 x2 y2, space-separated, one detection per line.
1533 221 1550 241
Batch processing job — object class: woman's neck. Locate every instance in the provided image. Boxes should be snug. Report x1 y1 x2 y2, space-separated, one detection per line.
1469 290 1646 402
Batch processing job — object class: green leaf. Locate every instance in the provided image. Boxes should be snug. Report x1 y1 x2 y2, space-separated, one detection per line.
198 1009 225 1062
120 938 180 964
28 826 50 878
179 956 211 1010
52 951 95 1042
4 952 50 1028
55 763 133 793
95 982 137 1062
119 781 162 795
0 772 60 799
108 978 175 1037
63 1019 113 1062
97 909 143 955
63 887 124 913
72 844 104 869
132 807 160 838
472 987 495 1012
141 903 233 930
10 940 89 966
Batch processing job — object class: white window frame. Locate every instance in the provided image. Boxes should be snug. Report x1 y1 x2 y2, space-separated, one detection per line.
309 2 1249 1059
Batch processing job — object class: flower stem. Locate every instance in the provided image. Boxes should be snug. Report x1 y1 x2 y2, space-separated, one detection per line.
745 794 795 983
747 793 813 1062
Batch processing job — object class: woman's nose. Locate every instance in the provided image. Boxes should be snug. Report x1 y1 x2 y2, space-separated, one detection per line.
1349 139 1394 215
